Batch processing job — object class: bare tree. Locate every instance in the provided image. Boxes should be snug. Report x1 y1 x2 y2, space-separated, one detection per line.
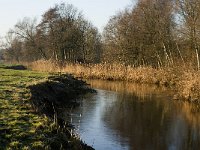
11 17 47 60
176 0 200 69
103 0 175 66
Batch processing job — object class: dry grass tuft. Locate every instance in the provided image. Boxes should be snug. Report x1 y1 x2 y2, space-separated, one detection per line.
177 70 200 101
28 60 59 72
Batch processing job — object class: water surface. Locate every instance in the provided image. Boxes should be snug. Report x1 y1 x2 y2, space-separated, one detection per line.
68 80 200 150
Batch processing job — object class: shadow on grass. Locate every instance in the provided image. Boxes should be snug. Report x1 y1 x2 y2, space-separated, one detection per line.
4 65 27 70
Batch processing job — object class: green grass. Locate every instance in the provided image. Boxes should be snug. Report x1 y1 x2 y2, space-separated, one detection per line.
0 64 65 149
0 64 93 150
0 64 52 149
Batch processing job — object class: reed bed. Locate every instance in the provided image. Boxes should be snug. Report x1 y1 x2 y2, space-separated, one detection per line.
28 60 200 101
29 60 179 85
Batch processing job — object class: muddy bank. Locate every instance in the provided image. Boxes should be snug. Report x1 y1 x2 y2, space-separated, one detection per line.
28 74 95 149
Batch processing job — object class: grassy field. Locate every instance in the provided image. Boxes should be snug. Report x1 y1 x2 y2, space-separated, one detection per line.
0 64 51 149
0 64 91 149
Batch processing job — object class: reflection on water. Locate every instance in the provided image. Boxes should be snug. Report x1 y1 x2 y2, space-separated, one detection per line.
68 80 200 150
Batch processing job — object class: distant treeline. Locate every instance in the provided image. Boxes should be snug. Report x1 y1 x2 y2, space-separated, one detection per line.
1 0 200 69
0 3 102 63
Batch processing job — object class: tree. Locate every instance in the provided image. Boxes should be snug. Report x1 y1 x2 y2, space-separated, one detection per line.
176 0 200 69
103 0 175 66
11 17 47 60
0 31 23 62
37 3 102 63
2 3 102 64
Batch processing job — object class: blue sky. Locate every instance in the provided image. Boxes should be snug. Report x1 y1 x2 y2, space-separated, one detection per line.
0 0 133 37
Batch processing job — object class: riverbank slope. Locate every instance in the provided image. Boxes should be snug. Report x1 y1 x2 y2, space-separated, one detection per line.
0 64 94 149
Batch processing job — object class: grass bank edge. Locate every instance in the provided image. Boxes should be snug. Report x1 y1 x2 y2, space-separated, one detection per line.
0 64 94 149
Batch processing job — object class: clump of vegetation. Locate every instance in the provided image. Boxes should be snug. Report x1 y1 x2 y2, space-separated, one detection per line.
0 64 94 149
176 70 200 101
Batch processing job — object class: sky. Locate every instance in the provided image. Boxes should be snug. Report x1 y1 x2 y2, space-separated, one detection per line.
0 0 132 37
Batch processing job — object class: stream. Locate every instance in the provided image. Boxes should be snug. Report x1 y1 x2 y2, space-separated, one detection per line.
67 80 200 150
